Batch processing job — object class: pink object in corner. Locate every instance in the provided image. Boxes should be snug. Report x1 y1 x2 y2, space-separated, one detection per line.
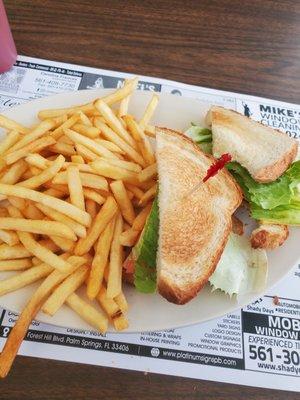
0 0 17 73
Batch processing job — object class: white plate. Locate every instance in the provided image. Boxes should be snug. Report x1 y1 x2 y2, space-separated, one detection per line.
0 89 298 333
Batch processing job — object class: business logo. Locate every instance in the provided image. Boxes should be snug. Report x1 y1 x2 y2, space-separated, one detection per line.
242 102 252 117
151 347 160 357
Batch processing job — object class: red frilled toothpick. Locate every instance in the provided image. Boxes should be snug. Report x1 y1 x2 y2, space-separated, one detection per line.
203 153 232 182
183 153 232 198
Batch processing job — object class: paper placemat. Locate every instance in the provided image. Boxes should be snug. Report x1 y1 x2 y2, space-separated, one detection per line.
0 55 299 392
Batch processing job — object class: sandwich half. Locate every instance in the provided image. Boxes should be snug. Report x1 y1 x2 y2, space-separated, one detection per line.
155 128 242 304
207 106 298 183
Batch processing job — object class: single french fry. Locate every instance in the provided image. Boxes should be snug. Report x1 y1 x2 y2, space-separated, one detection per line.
75 143 98 162
94 100 137 149
0 115 29 134
33 238 60 253
51 114 68 128
0 263 53 296
71 155 85 164
85 199 97 219
38 103 95 120
0 244 31 259
110 180 135 225
38 238 60 253
94 118 145 166
91 160 139 185
0 229 19 246
4 136 56 165
114 291 129 313
18 155 65 190
75 196 118 256
67 166 85 211
8 119 56 153
139 178 157 191
79 111 93 127
0 130 20 155
123 115 155 165
139 94 159 129
119 228 140 246
48 234 75 253
132 202 152 231
53 171 108 192
50 113 80 139
99 157 142 173
42 182 69 193
144 124 156 138
87 217 116 300
0 160 27 185
66 293 108 333
8 196 26 210
138 183 157 206
113 315 129 331
58 135 74 145
82 188 105 205
64 128 118 160
35 203 86 238
25 153 49 170
72 123 100 139
42 265 89 315
97 286 121 318
42 188 66 199
118 78 137 117
94 139 125 154
106 212 123 298
98 77 139 106
0 255 85 378
0 183 91 226
22 203 45 220
49 142 76 156
138 163 157 182
0 258 32 272
0 217 76 240
124 183 144 200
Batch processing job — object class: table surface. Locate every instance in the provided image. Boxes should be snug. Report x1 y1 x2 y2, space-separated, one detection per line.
2 0 300 398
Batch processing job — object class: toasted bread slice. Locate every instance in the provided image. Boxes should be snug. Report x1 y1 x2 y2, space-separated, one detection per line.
156 128 242 304
207 106 298 183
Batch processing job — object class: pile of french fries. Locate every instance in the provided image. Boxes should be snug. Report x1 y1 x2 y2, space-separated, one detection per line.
0 77 158 377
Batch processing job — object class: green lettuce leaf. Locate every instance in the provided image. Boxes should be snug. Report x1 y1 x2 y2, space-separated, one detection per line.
133 198 159 293
227 161 300 225
185 124 212 153
251 201 300 225
285 160 300 181
197 142 212 154
227 162 292 209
